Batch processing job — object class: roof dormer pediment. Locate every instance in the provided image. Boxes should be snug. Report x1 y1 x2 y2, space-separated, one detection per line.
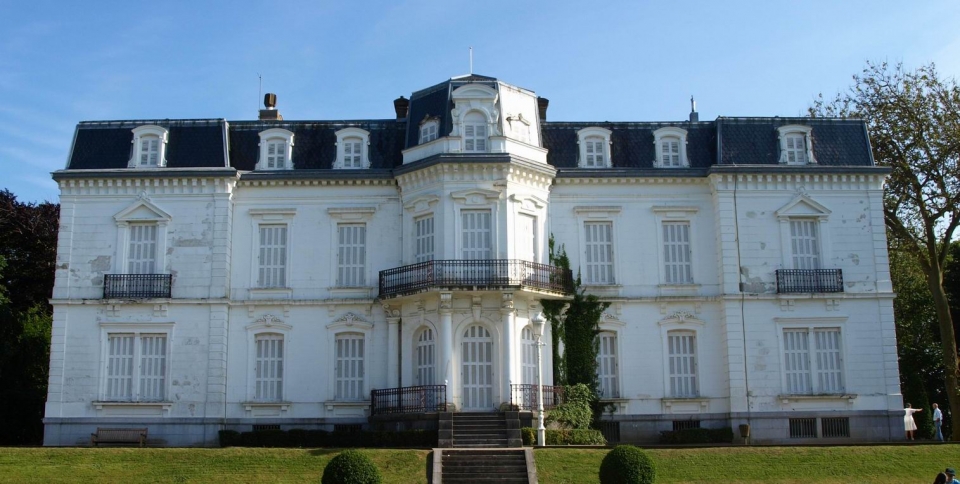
775 193 831 220
113 195 173 223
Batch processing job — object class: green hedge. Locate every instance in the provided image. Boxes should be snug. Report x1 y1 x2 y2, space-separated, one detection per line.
521 427 607 446
218 429 437 448
658 427 734 444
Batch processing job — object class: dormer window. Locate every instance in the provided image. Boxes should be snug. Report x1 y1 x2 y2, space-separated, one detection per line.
334 128 371 169
419 119 439 144
653 127 689 168
257 128 295 170
128 125 168 168
463 112 488 152
777 125 816 165
577 127 612 168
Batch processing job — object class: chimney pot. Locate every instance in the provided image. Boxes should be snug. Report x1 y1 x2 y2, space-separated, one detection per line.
393 96 409 119
537 97 549 122
259 93 282 121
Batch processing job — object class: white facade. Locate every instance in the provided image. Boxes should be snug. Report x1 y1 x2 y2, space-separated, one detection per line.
44 75 902 446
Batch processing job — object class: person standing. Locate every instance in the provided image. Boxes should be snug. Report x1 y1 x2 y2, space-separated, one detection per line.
945 468 959 484
933 403 944 442
904 403 922 440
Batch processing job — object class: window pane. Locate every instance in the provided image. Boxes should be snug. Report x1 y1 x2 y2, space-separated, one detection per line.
584 222 614 284
338 224 366 286
106 334 135 400
255 334 284 401
596 332 619 398
336 333 365 400
128 224 158 274
258 225 287 287
668 332 697 397
783 329 812 394
663 222 692 284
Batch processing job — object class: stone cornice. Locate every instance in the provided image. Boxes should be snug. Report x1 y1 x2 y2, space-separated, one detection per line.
57 173 237 196
395 155 556 192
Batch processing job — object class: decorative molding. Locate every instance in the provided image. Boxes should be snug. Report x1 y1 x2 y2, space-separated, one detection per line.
775 194 831 220
327 207 376 221
439 292 453 313
113 197 173 224
327 312 372 330
657 310 705 326
402 195 440 213
245 314 292 332
451 188 503 205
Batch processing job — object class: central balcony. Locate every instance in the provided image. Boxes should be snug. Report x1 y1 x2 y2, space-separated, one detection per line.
103 274 172 299
379 259 573 299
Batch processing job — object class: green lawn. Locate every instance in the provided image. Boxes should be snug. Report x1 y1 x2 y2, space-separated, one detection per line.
0 445 955 483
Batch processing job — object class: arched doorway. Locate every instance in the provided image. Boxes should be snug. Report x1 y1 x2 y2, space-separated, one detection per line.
461 324 494 410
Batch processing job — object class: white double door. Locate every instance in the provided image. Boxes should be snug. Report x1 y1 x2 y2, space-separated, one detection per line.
461 325 494 410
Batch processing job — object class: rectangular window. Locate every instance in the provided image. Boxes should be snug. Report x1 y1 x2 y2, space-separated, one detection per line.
672 420 701 431
415 216 435 263
783 328 844 394
584 222 614 284
336 334 365 401
140 137 160 166
255 334 284 402
789 418 817 438
790 220 821 270
337 224 366 286
661 139 680 167
416 329 435 386
663 222 692 284
521 327 537 385
343 139 362 168
461 210 492 260
785 135 807 164
266 141 286 169
585 139 605 166
420 123 438 144
821 417 850 438
464 124 487 152
258 225 288 288
128 224 158 274
596 332 619 399
105 333 166 402
668 331 698 397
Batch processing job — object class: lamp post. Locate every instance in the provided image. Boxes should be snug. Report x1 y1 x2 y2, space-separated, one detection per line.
532 313 546 447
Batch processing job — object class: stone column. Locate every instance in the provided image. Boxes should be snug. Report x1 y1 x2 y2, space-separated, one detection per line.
501 293 515 407
384 304 401 388
439 293 454 404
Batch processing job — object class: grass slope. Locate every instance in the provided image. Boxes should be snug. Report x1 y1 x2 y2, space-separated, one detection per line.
0 448 431 484
536 445 958 484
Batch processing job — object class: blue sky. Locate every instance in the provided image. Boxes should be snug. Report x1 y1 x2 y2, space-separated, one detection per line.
1 0 957 203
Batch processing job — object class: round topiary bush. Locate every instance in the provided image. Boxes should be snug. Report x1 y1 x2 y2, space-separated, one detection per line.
321 450 383 484
599 445 656 484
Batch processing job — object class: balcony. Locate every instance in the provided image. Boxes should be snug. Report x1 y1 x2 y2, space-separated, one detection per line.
378 259 573 299
775 269 843 294
370 385 447 416
103 274 172 299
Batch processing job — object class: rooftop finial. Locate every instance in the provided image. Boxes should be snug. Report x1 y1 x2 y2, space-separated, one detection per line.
689 96 699 122
469 47 473 75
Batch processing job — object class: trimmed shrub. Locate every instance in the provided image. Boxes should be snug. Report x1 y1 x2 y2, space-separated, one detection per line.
658 427 734 444
547 384 594 430
218 430 241 447
520 427 607 446
218 428 436 448
322 450 383 484
599 445 656 484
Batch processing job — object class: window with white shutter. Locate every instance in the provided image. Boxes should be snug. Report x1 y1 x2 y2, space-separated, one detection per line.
577 128 613 168
415 215 435 263
777 126 815 165
663 222 693 284
140 135 160 166
128 224 158 274
790 220 821 270
660 138 681 167
255 333 284 402
104 332 168 402
420 121 439 144
596 332 619 399
337 224 366 286
265 140 286 169
653 127 689 168
258 225 288 288
782 327 844 394
129 126 169 168
461 211 492 260
463 112 487 152
342 137 363 168
521 326 537 385
416 328 435 386
584 222 614 284
584 137 606 167
336 333 365 400
784 134 808 164
256 129 294 170
668 331 697 397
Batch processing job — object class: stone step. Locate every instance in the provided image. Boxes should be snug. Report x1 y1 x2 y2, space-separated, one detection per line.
442 478 528 484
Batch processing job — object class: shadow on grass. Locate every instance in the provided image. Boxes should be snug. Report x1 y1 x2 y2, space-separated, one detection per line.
307 448 343 457
425 450 434 484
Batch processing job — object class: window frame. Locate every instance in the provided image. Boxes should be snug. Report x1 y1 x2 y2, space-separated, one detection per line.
521 325 537 385
254 332 285 402
256 128 295 170
574 206 621 288
113 198 172 276
244 315 293 407
596 330 621 399
98 323 173 404
462 111 489 153
666 330 699 398
415 326 436 386
336 223 367 287
248 208 297 294
776 319 848 396
128 125 169 168
257 224 289 288
661 220 694 285
414 214 435 263
334 128 371 169
577 127 612 168
583 221 616 285
326 313 373 404
653 127 689 168
419 118 440 145
777 125 816 165
334 332 366 401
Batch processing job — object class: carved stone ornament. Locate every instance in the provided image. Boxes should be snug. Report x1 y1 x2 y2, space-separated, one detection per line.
439 293 453 311
137 191 151 202
255 314 285 327
501 293 514 310
381 303 400 318
332 312 369 326
668 310 696 323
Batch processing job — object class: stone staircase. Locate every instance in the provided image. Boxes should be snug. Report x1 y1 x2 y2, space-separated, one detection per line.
435 411 535 483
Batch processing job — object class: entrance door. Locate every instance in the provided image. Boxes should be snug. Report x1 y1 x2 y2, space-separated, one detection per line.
461 325 494 410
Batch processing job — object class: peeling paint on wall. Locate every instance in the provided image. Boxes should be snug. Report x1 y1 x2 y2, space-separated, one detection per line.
90 255 111 272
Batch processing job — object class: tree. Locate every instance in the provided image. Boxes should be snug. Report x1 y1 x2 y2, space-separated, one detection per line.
0 190 59 444
812 62 960 439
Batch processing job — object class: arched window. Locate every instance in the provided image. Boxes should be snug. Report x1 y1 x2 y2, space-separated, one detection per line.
342 136 363 168
653 127 689 168
463 111 488 153
577 127 612 168
256 128 294 170
129 125 169 168
334 128 370 169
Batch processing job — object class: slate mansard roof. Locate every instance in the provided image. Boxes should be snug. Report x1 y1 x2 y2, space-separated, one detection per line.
61 75 877 173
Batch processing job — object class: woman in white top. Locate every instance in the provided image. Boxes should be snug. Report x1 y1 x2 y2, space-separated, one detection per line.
903 403 922 440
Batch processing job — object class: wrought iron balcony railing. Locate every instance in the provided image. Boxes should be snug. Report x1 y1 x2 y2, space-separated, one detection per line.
510 384 565 411
378 259 573 298
775 269 843 294
370 385 447 416
103 274 173 298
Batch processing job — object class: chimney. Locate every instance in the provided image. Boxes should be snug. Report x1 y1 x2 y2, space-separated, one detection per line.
393 96 409 119
259 93 282 121
537 97 549 122
689 96 699 122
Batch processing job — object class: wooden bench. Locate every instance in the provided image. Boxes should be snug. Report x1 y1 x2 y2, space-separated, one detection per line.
90 428 147 447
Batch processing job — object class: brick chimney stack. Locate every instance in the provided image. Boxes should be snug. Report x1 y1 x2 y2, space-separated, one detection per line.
394 96 409 119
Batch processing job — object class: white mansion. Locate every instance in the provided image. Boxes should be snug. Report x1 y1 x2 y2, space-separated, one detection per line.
43 74 903 446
